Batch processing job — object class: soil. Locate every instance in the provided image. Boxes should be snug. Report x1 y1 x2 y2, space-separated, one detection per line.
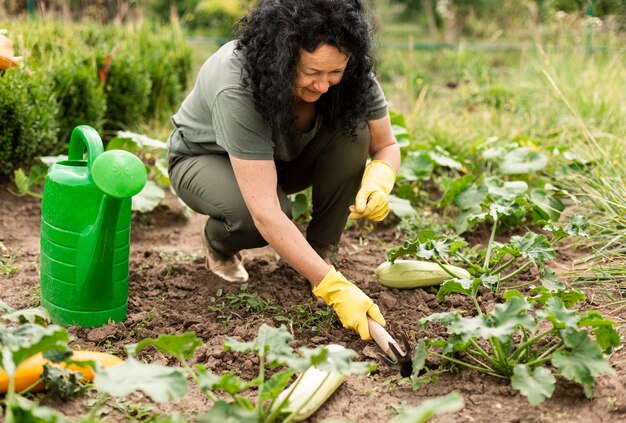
1 183 625 423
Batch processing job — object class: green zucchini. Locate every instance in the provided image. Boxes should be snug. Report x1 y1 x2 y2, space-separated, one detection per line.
375 259 471 289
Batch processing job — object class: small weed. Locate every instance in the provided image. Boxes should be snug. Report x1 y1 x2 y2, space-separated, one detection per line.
159 250 201 275
208 284 278 325
0 242 21 277
110 399 158 422
127 307 158 339
275 300 337 333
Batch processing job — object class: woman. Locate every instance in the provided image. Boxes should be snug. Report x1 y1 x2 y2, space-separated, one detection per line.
167 0 400 341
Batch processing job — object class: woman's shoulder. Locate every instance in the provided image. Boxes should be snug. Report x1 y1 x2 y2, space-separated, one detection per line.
197 40 248 89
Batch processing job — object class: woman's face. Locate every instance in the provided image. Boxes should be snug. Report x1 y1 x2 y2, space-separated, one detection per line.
293 44 349 103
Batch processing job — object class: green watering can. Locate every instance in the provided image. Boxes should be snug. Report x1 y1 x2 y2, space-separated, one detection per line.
40 125 147 327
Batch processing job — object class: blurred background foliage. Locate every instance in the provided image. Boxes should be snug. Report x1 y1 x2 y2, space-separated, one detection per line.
2 1 625 39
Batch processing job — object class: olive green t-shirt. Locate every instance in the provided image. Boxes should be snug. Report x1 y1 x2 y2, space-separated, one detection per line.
168 40 388 162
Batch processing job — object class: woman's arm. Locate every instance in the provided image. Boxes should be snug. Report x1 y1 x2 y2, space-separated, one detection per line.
368 113 401 169
229 156 329 287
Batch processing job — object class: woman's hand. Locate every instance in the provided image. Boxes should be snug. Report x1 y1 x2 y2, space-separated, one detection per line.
313 265 386 340
348 160 396 221
349 114 401 222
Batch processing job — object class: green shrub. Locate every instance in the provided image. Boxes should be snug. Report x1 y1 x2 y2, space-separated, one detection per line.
135 28 192 119
99 51 151 132
190 0 243 37
50 58 107 142
0 69 60 176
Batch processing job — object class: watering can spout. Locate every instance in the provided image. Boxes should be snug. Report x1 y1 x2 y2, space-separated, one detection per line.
77 147 147 304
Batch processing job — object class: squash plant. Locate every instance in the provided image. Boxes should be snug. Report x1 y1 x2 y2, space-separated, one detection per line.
386 217 620 405
125 325 374 422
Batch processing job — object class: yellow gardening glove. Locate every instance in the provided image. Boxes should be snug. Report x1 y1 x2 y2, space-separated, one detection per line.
349 160 396 222
312 265 386 340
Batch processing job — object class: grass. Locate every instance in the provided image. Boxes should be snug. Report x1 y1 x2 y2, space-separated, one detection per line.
376 21 625 289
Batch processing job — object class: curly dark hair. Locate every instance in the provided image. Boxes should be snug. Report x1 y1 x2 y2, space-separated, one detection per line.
235 0 377 140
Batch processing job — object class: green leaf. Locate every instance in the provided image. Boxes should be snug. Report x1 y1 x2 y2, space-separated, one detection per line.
388 195 418 218
198 400 257 423
285 346 372 375
0 324 69 375
106 136 140 153
1 307 50 326
438 175 475 208
153 160 171 188
486 178 528 201
94 357 188 402
419 311 461 329
131 332 202 360
500 147 548 174
538 297 579 330
511 364 556 406
14 168 29 195
41 365 89 399
224 324 294 366
259 369 296 404
539 268 565 292
291 192 310 220
564 215 590 238
503 289 525 301
510 232 556 264
577 311 621 351
398 154 434 181
592 325 622 353
429 147 465 171
389 391 464 423
449 297 533 343
530 287 586 308
197 370 250 396
132 180 165 213
454 183 488 211
448 315 491 342
437 278 481 301
551 331 614 397
530 188 564 222
9 396 69 423
411 339 427 376
491 297 534 331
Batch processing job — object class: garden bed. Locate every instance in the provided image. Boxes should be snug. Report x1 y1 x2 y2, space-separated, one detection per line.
1 184 625 422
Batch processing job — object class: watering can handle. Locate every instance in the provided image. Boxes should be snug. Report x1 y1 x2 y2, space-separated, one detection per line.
67 125 104 168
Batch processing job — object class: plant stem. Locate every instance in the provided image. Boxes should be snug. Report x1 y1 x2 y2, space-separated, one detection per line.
491 257 517 276
5 376 15 423
256 352 266 419
535 341 564 363
483 216 499 270
265 371 302 423
472 296 483 315
454 252 480 272
525 345 566 368
490 338 510 374
433 257 464 279
469 339 500 368
466 350 498 373
499 262 532 284
430 351 506 379
510 329 554 362
506 278 539 290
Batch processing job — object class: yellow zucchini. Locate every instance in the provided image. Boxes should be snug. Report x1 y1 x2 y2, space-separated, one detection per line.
275 344 347 422
375 259 471 289
0 350 123 394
